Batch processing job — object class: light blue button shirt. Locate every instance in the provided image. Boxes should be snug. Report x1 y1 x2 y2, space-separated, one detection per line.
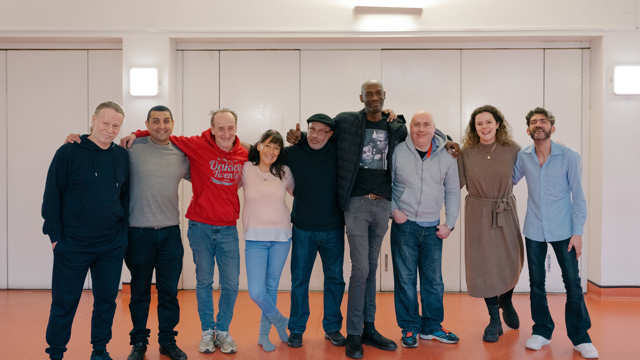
512 141 587 242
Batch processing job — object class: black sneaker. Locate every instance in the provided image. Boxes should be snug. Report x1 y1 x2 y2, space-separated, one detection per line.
127 343 147 360
90 350 113 360
288 333 303 348
401 331 418 348
345 335 363 359
362 326 397 351
159 343 188 360
325 331 347 346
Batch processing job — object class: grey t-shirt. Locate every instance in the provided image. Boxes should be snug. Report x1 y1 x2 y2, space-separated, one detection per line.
128 137 190 227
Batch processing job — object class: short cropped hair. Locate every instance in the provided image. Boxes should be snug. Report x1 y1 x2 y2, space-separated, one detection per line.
210 108 238 127
146 105 173 122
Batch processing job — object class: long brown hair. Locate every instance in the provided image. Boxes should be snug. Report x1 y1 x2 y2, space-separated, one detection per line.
462 105 514 149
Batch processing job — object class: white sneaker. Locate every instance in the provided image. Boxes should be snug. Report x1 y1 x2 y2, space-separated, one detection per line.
526 335 551 350
199 329 216 353
574 343 599 358
215 330 238 354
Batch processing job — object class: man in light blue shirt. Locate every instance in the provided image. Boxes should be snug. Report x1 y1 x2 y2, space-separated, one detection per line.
513 107 598 359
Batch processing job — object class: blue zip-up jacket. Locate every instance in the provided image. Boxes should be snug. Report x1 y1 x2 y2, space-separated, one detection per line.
42 135 129 248
391 130 460 228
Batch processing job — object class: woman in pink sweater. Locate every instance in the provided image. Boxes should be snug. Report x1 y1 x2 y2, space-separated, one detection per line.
242 129 294 352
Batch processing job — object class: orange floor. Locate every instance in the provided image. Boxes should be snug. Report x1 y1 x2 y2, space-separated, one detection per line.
1 289 639 360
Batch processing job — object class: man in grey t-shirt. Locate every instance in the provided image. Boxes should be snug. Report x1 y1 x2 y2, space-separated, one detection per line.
125 106 189 360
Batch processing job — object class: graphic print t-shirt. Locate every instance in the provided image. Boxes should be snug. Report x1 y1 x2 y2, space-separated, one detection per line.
351 119 391 199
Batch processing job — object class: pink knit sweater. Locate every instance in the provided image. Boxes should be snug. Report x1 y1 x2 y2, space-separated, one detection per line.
241 162 294 241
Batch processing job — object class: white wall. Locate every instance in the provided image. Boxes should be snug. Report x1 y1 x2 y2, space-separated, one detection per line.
0 51 6 289
0 0 637 32
596 32 640 286
0 0 639 288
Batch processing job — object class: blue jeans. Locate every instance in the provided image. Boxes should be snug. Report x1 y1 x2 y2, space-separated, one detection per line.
526 238 592 345
289 226 345 334
187 220 239 332
390 221 444 334
245 240 291 323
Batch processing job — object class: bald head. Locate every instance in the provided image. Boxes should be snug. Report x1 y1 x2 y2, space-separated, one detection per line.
410 111 436 151
360 80 386 116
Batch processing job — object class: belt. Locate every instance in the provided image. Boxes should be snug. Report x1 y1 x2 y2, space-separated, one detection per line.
363 193 384 200
466 194 514 228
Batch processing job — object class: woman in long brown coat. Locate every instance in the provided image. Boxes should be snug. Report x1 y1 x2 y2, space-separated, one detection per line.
458 105 524 343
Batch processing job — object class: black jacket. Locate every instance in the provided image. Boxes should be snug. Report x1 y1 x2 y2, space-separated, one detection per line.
42 135 129 249
334 109 407 211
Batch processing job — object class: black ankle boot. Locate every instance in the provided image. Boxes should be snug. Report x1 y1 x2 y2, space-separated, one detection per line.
482 304 503 342
346 335 363 359
499 296 520 329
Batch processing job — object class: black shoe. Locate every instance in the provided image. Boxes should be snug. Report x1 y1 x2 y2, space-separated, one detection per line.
325 331 347 346
499 299 520 329
362 324 397 351
482 304 504 343
345 335 363 359
90 350 113 360
127 343 147 360
159 343 187 360
287 333 303 348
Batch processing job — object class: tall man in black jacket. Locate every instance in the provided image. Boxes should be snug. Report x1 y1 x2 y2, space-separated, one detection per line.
335 81 406 358
42 101 129 360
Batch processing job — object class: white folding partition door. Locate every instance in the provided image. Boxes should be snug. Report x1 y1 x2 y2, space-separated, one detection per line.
543 49 588 291
220 50 300 291
6 50 123 289
300 50 382 291
177 46 589 294
178 50 221 290
380 50 462 292
7 51 89 288
460 49 544 293
0 51 7 289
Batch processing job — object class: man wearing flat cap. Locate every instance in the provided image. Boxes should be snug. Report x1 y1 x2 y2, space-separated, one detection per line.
284 113 347 349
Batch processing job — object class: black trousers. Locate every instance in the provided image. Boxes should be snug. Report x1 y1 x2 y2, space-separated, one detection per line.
45 239 126 360
125 226 184 345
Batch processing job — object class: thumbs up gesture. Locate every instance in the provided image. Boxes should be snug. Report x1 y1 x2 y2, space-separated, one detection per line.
287 123 302 145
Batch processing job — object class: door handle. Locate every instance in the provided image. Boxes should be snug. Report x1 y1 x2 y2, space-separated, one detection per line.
385 254 388 272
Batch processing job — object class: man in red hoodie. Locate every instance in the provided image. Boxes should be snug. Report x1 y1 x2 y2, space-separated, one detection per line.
125 109 248 354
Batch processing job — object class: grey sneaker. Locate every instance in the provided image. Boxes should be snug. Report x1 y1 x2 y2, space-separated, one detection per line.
214 330 238 354
199 329 216 353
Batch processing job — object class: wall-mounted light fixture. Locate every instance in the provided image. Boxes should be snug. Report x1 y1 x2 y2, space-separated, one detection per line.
129 67 158 96
353 5 423 15
614 65 640 95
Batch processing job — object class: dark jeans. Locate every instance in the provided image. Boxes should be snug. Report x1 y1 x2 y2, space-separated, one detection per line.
125 226 184 346
344 197 390 335
526 238 592 345
46 239 126 360
288 226 345 334
390 221 444 334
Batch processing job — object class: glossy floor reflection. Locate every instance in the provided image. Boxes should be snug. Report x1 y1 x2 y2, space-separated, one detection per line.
1 289 638 359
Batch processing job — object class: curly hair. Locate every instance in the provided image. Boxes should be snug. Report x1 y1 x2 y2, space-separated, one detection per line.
247 129 286 180
525 107 556 126
462 105 514 149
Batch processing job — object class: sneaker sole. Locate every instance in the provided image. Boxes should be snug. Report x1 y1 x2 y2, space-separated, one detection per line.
199 347 215 353
419 334 459 344
526 341 550 351
401 341 418 348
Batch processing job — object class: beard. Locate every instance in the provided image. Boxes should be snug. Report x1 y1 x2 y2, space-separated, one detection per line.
529 127 551 141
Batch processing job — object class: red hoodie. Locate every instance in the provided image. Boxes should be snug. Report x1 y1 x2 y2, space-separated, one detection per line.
134 129 248 226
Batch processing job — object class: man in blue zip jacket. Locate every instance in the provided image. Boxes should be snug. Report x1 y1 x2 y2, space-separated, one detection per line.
42 101 129 360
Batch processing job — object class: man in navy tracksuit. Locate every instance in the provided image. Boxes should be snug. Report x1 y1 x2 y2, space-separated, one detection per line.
42 101 129 360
